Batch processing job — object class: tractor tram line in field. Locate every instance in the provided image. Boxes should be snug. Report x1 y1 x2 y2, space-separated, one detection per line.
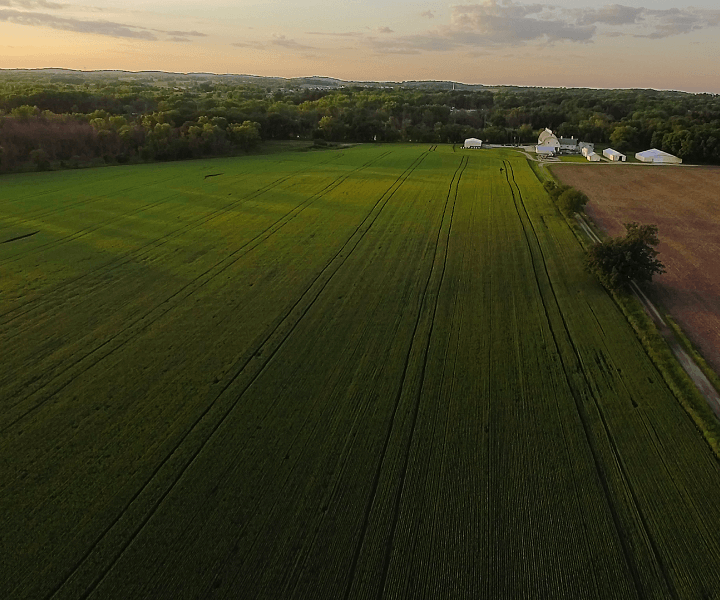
34 149 433 600
0 173 184 238
5 146 720 599
0 152 347 324
0 191 185 266
228 152 461 600
503 159 659 598
0 152 360 392
374 156 467 597
343 155 467 599
504 157 720 597
0 151 395 428
89 148 436 599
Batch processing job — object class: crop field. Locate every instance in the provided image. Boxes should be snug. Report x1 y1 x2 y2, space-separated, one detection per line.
553 164 720 376
3 145 720 599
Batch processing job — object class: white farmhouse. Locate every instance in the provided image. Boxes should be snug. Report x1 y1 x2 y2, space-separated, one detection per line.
464 138 482 149
603 148 627 162
635 148 682 164
559 136 580 151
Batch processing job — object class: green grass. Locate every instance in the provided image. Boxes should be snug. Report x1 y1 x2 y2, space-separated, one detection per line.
666 315 720 393
2 145 720 599
557 155 589 162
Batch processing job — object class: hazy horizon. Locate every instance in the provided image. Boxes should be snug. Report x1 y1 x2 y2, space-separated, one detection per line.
2 0 719 94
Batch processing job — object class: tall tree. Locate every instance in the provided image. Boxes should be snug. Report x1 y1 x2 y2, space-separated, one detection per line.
585 222 665 291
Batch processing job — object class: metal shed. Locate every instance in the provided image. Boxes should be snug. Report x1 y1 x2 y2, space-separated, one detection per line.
603 148 627 161
635 149 682 164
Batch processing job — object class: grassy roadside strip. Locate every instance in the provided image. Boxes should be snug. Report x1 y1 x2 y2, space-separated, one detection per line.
611 288 720 455
665 314 720 399
526 156 550 183
539 161 720 458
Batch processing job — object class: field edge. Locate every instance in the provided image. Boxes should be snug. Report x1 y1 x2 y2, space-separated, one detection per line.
544 162 720 459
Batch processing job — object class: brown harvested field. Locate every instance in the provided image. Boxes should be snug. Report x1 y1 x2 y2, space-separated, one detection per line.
553 164 720 375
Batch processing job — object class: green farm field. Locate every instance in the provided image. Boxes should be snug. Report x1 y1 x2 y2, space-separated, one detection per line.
2 145 720 599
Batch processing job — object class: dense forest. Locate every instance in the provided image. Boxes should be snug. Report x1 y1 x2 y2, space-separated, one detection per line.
1 70 719 172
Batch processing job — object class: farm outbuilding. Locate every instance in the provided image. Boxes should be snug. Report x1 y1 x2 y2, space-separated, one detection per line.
586 152 601 162
635 148 682 164
464 138 482 149
603 148 626 162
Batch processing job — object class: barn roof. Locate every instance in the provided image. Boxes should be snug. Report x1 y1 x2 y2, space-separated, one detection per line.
538 128 558 145
604 148 626 157
636 148 679 160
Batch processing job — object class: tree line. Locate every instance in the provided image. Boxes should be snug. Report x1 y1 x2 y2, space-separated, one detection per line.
1 72 719 172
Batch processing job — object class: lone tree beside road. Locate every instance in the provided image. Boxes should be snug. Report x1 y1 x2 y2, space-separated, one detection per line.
585 222 666 291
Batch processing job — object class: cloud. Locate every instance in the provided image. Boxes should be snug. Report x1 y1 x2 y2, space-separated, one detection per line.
231 41 262 48
0 0 66 8
305 30 363 37
571 5 720 38
420 10 435 19
376 26 393 34
367 44 422 55
640 7 710 38
0 4 210 41
365 2 720 55
232 34 318 52
271 33 316 50
163 29 207 37
0 8 157 38
573 4 644 26
450 2 595 43
369 1 595 54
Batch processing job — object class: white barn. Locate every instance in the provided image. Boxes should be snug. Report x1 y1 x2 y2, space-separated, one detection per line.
586 152 601 162
464 138 482 149
603 148 626 162
635 149 682 164
536 128 560 154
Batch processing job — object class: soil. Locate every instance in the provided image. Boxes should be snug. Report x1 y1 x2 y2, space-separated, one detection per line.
553 164 720 376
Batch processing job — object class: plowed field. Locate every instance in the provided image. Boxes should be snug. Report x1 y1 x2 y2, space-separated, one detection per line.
3 147 720 599
553 164 720 374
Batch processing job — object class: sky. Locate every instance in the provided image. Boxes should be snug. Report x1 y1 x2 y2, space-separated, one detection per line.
1 0 719 93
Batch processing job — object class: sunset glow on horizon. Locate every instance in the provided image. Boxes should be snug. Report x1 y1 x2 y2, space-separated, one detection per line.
2 0 719 93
